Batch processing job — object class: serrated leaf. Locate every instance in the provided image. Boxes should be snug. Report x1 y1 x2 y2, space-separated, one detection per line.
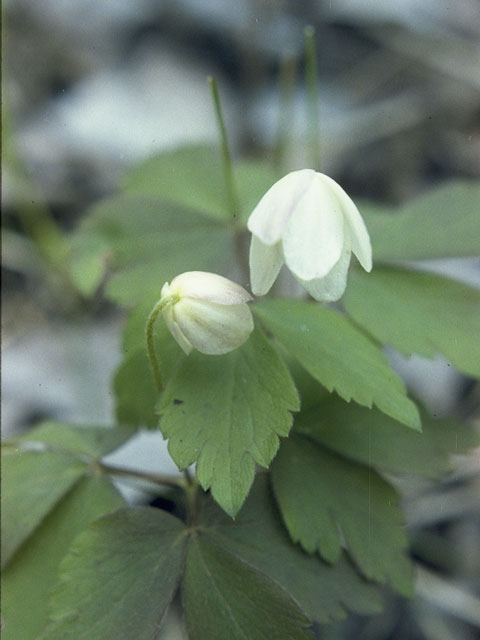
41 508 188 640
344 267 480 378
254 300 421 431
70 196 235 305
200 474 383 623
157 327 300 517
271 435 413 596
296 396 479 478
362 180 480 261
1 475 123 640
1 450 86 568
184 537 313 640
17 422 133 458
122 145 229 219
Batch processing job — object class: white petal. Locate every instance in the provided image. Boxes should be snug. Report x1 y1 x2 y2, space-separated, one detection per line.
247 169 316 245
174 299 254 355
249 235 284 296
170 271 252 305
317 174 372 272
283 174 345 281
296 249 351 302
162 306 193 354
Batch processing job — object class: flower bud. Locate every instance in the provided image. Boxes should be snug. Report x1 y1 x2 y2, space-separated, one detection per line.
159 271 254 355
247 169 372 301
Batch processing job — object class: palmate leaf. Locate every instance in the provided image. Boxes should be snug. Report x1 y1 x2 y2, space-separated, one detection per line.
254 300 421 430
271 435 413 596
70 196 235 304
296 396 479 478
361 180 480 261
1 423 130 569
344 267 480 378
157 327 299 516
1 475 123 640
184 538 313 640
199 474 383 623
40 508 188 640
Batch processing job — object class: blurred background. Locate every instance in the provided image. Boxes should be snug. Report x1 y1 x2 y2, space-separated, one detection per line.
2 1 480 639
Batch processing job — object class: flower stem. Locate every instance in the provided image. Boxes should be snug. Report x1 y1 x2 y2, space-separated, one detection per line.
274 53 298 172
208 75 240 220
304 26 321 170
145 295 178 392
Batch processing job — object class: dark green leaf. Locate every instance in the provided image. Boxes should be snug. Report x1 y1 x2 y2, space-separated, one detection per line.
271 435 413 596
254 300 421 430
71 196 235 305
362 181 480 261
42 508 188 640
17 422 133 458
1 475 123 640
344 267 480 378
122 145 229 219
157 327 300 517
296 396 479 478
184 537 313 640
199 474 383 623
1 450 86 568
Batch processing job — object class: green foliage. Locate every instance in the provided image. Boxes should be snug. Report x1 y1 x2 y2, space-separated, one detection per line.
271 435 413 596
254 300 421 430
184 538 313 640
362 180 480 261
1 475 123 640
344 267 480 378
41 508 188 640
157 327 299 516
296 396 479 478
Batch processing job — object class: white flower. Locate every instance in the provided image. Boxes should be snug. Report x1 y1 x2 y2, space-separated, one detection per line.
247 169 372 301
159 271 254 355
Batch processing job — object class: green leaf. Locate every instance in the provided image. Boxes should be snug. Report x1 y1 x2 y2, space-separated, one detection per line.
362 180 480 261
235 159 280 223
344 267 480 378
114 299 187 428
17 422 133 458
1 450 86 568
157 327 300 517
184 537 313 640
71 196 235 305
254 300 421 431
199 474 383 623
41 507 187 640
1 475 123 640
122 145 229 219
271 435 414 596
296 396 479 478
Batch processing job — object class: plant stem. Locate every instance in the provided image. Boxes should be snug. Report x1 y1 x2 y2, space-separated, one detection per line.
145 295 178 392
208 76 240 220
304 26 321 170
274 53 297 172
97 461 184 489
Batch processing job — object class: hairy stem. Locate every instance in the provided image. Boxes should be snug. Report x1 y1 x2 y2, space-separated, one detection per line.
145 295 178 392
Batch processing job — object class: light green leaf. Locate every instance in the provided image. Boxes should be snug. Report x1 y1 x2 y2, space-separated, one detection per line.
17 422 133 458
41 507 187 640
1 475 123 640
296 396 479 478
70 196 235 305
254 300 421 430
271 435 413 596
1 450 86 568
184 537 313 640
200 474 383 623
362 180 480 261
157 327 300 517
122 145 229 219
344 267 480 378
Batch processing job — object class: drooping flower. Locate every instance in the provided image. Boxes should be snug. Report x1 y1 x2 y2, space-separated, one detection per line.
247 169 372 301
158 271 254 355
